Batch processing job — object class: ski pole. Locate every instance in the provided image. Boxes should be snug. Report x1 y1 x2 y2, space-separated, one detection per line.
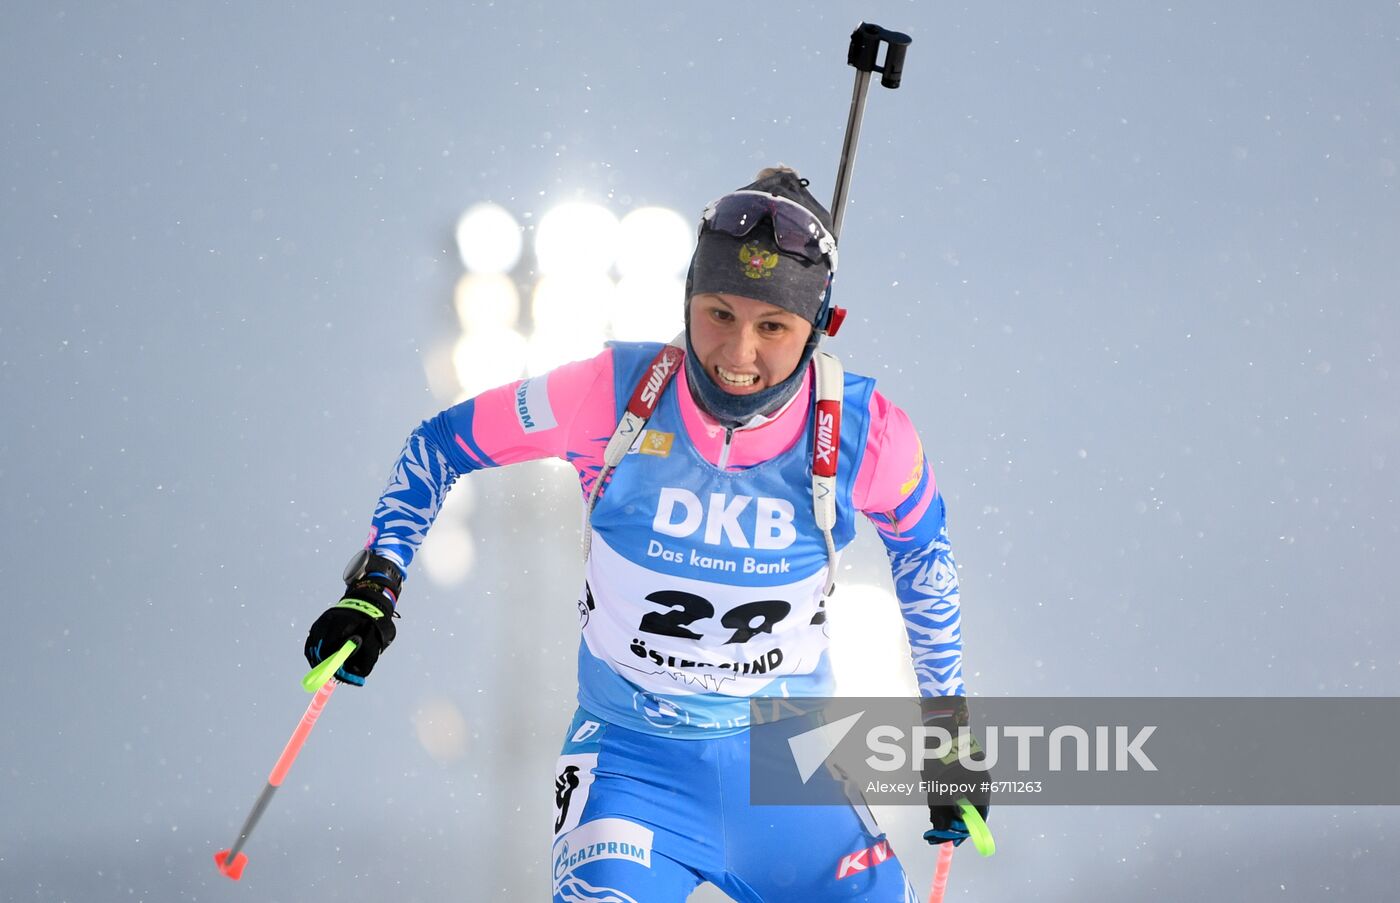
925 801 996 903
927 842 955 903
213 637 359 880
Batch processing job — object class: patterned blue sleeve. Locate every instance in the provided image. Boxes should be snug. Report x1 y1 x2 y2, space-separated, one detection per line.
876 490 966 698
361 351 616 575
368 401 495 571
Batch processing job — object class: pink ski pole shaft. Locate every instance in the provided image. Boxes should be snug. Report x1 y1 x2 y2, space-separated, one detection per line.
927 801 995 902
927 842 955 903
214 638 357 880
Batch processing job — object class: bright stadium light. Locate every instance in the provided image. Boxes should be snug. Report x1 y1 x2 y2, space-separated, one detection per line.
532 273 614 332
526 328 610 377
452 327 528 398
610 274 685 342
535 202 619 275
827 583 919 697
616 206 694 278
445 199 691 398
527 273 612 374
454 272 521 333
456 202 523 274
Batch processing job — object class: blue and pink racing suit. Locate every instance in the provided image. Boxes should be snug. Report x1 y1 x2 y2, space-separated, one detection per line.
365 342 964 902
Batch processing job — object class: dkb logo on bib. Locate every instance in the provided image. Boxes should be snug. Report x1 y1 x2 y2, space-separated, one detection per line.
651 487 796 550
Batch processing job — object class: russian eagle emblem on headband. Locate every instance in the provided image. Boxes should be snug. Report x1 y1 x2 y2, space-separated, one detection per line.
738 243 779 279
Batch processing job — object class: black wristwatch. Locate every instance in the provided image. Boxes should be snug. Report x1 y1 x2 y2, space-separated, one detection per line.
342 549 404 591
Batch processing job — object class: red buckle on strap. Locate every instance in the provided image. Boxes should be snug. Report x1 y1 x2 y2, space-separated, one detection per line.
824 306 848 337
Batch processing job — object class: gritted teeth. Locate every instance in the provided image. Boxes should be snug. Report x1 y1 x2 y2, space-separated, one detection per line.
716 366 758 387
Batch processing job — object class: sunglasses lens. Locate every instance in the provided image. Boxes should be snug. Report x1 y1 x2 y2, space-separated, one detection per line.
769 209 826 263
708 195 829 265
709 198 764 239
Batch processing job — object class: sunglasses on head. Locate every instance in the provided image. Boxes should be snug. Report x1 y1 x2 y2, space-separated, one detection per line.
700 190 838 273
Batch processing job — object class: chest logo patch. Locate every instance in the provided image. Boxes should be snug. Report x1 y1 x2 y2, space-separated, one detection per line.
639 430 674 457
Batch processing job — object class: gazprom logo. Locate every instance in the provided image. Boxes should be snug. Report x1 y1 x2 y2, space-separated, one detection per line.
552 818 654 886
514 376 557 434
652 487 796 549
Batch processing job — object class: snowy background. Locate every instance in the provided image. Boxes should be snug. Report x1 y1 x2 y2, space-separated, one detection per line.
3 2 1398 900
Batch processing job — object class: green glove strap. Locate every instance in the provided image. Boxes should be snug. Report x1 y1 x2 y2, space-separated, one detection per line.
335 597 388 619
959 802 996 857
302 638 359 692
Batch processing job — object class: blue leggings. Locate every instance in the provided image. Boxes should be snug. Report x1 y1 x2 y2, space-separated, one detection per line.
551 709 917 903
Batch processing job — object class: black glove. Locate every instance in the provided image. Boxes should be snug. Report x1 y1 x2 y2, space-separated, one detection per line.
304 550 403 686
920 697 992 847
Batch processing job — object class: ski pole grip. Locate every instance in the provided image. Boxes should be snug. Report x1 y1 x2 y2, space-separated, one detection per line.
847 23 912 89
301 637 359 692
957 801 996 857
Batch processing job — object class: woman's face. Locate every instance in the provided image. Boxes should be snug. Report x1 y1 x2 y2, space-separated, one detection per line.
688 292 813 395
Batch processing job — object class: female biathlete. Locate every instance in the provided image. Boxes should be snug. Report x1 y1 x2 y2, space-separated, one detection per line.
305 168 990 902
